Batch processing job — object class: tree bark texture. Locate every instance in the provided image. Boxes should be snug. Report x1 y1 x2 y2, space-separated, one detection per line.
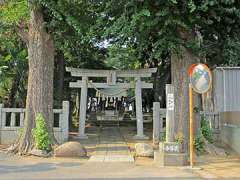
153 64 171 107
14 8 55 154
201 87 215 131
54 51 65 107
171 46 200 147
202 87 214 112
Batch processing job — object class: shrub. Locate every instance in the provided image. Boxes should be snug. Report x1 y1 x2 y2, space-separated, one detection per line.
160 128 166 141
201 118 213 143
174 132 184 144
194 132 204 155
32 113 51 151
194 118 214 155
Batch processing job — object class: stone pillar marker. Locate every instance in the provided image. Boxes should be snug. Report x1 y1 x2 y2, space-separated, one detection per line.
78 76 88 139
10 113 16 127
20 113 24 127
155 84 188 166
133 77 148 139
153 102 160 145
166 84 175 142
0 104 3 128
0 104 6 127
62 101 69 141
159 108 165 139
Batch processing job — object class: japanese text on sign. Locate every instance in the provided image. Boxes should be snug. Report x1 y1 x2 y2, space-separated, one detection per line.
167 93 174 110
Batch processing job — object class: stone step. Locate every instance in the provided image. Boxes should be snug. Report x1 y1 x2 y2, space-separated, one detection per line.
88 126 134 162
88 155 134 162
99 121 120 127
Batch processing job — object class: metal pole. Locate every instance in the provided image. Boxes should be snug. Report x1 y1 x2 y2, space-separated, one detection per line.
189 83 194 167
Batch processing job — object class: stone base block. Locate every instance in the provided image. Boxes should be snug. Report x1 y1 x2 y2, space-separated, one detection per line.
154 151 188 166
132 134 149 140
89 155 134 162
159 142 185 153
73 134 88 140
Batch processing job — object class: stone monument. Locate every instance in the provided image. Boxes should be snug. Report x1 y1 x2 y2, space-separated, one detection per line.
155 84 188 166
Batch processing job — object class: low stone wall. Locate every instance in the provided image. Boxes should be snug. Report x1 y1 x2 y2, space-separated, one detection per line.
220 111 240 154
0 101 69 145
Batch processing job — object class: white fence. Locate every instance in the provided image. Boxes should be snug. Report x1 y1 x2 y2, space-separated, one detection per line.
152 102 221 144
0 101 69 145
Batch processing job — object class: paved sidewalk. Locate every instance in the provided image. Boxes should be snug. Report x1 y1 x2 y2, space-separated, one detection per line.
196 154 240 179
0 152 201 180
1 151 240 179
2 126 240 179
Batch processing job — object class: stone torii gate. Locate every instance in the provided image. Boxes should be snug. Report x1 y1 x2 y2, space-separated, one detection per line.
66 67 157 139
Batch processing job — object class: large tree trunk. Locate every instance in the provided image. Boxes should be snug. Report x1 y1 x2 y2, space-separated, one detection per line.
171 30 201 149
54 51 65 107
202 88 214 112
12 7 55 154
153 64 171 107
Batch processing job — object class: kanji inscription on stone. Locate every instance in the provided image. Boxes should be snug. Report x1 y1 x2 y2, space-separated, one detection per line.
167 93 174 110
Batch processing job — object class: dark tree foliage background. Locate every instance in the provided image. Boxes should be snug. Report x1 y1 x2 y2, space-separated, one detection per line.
1 0 240 106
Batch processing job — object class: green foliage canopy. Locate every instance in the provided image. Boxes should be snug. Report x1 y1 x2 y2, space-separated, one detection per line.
90 0 240 66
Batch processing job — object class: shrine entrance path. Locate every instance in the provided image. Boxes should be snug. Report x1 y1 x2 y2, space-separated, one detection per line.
88 127 134 162
70 125 153 163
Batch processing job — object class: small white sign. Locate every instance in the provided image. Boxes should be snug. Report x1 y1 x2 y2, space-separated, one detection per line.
167 93 174 110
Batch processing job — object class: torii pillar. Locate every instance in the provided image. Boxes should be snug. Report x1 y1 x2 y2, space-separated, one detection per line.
66 67 157 140
133 77 148 140
78 76 88 139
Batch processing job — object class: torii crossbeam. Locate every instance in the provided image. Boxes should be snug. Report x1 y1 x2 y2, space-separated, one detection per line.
66 67 157 139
